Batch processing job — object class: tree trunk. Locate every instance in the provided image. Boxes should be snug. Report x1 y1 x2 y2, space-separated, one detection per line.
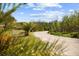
25 31 29 36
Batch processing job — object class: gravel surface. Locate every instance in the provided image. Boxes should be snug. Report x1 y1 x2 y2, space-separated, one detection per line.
33 31 79 56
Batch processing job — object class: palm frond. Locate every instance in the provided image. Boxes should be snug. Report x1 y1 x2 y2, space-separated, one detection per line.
0 3 2 11
3 4 20 18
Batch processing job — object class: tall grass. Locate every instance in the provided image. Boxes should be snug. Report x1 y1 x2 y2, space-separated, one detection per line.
0 30 65 56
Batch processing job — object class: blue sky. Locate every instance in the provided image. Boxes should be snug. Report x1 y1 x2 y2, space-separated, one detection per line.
11 3 79 22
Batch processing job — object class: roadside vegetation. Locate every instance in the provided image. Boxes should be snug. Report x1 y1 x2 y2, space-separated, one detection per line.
48 11 79 38
0 32 65 56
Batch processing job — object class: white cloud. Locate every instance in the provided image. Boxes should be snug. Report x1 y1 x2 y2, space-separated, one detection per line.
32 7 44 10
44 11 65 21
67 9 75 16
27 3 35 7
27 3 62 10
69 9 74 12
29 10 65 22
27 3 62 8
39 3 62 8
20 12 24 15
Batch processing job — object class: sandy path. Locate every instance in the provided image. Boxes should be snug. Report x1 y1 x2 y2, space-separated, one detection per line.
33 31 79 56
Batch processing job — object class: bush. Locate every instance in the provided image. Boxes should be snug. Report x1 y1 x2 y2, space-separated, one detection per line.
0 30 14 55
70 32 79 38
49 31 63 36
49 31 79 38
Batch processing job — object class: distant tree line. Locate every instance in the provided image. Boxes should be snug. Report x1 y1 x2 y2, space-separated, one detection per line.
48 11 79 32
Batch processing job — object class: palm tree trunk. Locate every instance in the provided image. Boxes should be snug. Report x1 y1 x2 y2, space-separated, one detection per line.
25 31 29 36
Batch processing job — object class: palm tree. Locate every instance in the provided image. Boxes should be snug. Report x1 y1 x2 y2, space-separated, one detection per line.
0 3 25 29
20 22 31 36
20 22 36 36
3 15 16 29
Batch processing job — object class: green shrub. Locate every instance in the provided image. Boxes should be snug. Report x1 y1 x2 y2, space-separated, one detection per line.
70 32 79 38
49 31 63 36
49 31 79 38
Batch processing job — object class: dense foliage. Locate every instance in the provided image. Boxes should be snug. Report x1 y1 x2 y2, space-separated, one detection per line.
48 11 79 38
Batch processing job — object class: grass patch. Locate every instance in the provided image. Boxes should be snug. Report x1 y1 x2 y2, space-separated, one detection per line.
49 31 79 38
0 30 65 56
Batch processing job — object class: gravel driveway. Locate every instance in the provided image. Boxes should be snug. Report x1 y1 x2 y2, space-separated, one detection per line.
33 31 79 56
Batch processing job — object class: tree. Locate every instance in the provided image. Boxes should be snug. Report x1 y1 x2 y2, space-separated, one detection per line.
21 22 36 36
0 3 25 29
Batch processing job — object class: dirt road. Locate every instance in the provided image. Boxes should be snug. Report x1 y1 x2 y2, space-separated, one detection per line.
33 31 79 56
